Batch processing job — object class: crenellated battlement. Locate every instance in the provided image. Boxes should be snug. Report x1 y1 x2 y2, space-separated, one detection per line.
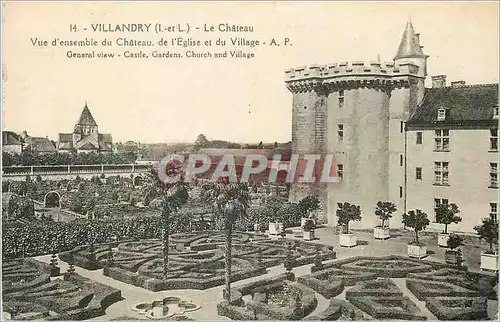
285 61 422 82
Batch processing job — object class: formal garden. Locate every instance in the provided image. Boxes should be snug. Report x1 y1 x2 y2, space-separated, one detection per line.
2 257 122 320
2 167 498 320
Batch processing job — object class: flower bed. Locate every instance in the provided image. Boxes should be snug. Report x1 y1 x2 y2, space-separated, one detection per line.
341 259 432 278
425 297 489 320
297 274 344 299
406 278 479 301
348 296 427 320
2 258 122 320
345 278 403 299
304 298 372 320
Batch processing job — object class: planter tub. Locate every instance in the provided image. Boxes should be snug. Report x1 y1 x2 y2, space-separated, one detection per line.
339 233 357 247
303 230 315 241
480 252 499 271
373 227 390 240
268 222 283 235
445 250 462 265
408 244 427 259
438 233 450 247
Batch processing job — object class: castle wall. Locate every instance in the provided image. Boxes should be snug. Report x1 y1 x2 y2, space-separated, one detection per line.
406 128 498 233
326 87 391 229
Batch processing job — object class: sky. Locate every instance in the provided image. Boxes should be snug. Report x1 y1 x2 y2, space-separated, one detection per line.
2 1 499 144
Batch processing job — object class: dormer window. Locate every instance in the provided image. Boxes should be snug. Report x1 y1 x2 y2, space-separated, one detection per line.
494 105 499 119
437 108 446 121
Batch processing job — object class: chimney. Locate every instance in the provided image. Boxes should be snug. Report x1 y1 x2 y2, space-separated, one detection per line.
431 75 447 88
451 80 466 87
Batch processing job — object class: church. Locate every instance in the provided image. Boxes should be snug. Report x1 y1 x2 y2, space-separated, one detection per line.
57 103 113 153
285 21 499 233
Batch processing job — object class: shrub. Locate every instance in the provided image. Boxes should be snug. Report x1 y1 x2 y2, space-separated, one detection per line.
302 219 315 232
402 209 430 246
474 217 498 254
375 201 396 228
336 202 361 234
435 203 461 234
446 234 463 250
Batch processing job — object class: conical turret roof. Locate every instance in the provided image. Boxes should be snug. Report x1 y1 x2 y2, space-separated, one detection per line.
77 102 97 126
394 21 426 59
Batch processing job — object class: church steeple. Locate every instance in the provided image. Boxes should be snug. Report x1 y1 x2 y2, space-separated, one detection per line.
394 21 426 60
77 102 97 126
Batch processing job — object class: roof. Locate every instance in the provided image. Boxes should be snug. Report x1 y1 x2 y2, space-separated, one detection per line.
394 21 426 59
2 131 22 145
77 103 98 126
27 137 57 153
98 133 113 143
58 133 73 142
408 84 499 127
79 142 99 150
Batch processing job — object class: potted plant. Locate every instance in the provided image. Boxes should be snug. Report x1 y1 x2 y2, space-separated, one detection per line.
298 196 320 227
435 203 461 247
474 217 499 272
374 201 396 240
402 209 430 259
302 219 316 241
337 202 361 247
445 234 463 265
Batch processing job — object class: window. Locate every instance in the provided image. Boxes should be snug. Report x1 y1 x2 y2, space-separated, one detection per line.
399 186 403 198
490 163 498 188
434 162 449 185
434 198 449 221
400 121 404 133
339 90 344 108
490 203 498 221
337 124 344 142
337 164 343 179
435 129 450 151
437 108 446 121
490 129 498 151
416 167 422 180
494 105 499 119
416 132 422 144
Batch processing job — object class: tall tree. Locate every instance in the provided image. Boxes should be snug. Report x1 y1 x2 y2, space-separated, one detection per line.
193 134 209 151
146 163 189 281
474 217 498 254
203 178 249 302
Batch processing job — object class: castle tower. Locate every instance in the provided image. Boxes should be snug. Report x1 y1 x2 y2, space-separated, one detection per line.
286 22 427 229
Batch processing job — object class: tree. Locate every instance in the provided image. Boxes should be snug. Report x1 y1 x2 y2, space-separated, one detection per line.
297 196 320 218
435 203 461 234
146 164 189 281
375 201 397 228
193 134 209 151
336 202 361 234
203 178 249 302
402 209 430 245
474 217 498 254
257 141 264 149
2 151 14 166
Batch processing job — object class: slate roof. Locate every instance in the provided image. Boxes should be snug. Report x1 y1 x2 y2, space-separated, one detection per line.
2 131 22 145
27 137 57 153
77 104 98 126
407 84 499 128
394 21 426 59
58 133 73 142
98 133 113 143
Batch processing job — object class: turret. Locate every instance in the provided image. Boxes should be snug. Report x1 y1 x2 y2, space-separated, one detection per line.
393 21 428 78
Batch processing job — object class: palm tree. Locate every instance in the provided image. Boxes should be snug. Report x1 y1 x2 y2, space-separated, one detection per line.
145 164 189 281
203 178 249 302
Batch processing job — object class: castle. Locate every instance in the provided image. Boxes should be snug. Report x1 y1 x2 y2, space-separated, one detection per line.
286 21 499 233
58 103 113 153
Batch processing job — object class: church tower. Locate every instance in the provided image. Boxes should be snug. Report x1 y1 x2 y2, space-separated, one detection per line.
73 102 99 142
